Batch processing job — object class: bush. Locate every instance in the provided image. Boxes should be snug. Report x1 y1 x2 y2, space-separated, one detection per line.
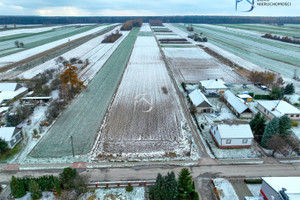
29 180 42 200
0 138 8 154
59 167 78 190
254 94 271 100
200 124 204 129
125 185 133 192
10 176 26 198
291 120 299 127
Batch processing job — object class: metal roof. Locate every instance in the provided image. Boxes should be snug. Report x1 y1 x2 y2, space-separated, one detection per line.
189 89 212 107
224 90 249 114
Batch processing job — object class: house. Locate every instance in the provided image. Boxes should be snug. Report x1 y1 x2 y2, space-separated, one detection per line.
210 124 254 148
200 79 228 95
260 177 300 200
188 89 213 113
0 82 28 104
257 100 300 120
223 91 253 119
0 107 10 117
0 127 23 149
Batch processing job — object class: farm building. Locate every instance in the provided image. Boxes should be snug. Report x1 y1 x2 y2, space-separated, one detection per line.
0 107 9 117
200 79 228 95
223 91 253 119
0 82 28 104
21 96 53 105
257 100 300 120
189 89 213 113
0 127 23 149
210 124 254 148
260 177 300 200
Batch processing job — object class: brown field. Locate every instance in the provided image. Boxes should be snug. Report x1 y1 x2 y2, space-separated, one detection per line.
92 36 191 158
162 47 247 84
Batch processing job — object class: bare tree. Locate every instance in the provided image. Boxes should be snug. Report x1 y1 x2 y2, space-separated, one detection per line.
266 134 289 157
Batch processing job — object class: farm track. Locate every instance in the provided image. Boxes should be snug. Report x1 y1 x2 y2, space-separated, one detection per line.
29 28 140 158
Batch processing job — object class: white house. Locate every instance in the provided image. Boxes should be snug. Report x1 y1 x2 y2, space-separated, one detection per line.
257 100 300 120
223 91 253 119
0 83 28 104
260 177 300 200
0 127 23 149
189 89 213 113
200 79 228 95
210 124 254 148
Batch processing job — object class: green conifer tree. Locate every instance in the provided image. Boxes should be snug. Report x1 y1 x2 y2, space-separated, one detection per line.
261 117 280 147
29 180 42 200
10 176 26 198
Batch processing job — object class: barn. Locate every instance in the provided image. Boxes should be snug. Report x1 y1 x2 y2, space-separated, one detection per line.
223 90 253 119
210 124 254 148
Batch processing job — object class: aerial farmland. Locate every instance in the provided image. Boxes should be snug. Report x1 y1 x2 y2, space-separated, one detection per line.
0 20 299 166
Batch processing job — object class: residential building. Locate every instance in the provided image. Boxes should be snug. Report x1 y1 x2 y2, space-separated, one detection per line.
257 100 300 120
260 177 300 200
200 79 228 95
0 127 23 149
0 82 28 104
210 124 254 148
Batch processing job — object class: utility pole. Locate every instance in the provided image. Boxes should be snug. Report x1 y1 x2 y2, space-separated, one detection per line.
70 135 75 157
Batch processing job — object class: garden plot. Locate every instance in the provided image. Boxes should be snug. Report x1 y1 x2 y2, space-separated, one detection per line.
29 28 139 158
6 26 123 80
162 47 246 84
92 36 193 159
0 24 113 68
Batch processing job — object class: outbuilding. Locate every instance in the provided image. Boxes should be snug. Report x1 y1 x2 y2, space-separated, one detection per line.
0 82 28 104
223 91 253 119
260 177 300 200
189 89 213 113
257 100 300 120
200 79 228 95
210 124 254 148
0 127 23 149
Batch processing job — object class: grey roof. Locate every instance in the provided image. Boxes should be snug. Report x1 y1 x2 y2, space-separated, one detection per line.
224 90 250 114
189 89 212 107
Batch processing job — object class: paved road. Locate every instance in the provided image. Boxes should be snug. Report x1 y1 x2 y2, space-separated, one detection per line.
1 162 299 183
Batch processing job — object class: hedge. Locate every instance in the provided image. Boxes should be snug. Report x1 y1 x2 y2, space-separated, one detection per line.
254 94 271 100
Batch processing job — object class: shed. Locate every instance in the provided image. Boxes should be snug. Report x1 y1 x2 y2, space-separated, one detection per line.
200 79 228 95
0 83 18 92
257 100 300 120
260 177 300 200
223 91 253 119
189 89 213 113
237 94 253 102
0 127 23 149
210 124 254 148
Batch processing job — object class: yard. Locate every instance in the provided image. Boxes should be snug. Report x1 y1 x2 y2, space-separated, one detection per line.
29 28 140 158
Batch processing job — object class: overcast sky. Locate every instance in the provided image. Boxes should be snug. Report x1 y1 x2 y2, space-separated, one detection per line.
0 0 298 16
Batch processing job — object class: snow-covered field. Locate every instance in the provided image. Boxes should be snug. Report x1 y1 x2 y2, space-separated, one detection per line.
162 47 247 84
92 36 195 160
29 28 139 159
213 178 239 200
0 24 115 68
140 23 152 32
181 24 300 79
0 25 64 37
0 26 123 80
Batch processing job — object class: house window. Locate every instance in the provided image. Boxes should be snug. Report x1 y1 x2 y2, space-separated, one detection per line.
264 109 266 113
297 115 299 117
226 139 231 144
242 139 248 144
291 114 294 117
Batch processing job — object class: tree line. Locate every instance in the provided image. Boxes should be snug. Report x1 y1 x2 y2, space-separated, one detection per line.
1 16 299 25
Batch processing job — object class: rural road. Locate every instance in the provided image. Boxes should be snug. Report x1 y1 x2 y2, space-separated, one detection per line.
1 162 299 183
